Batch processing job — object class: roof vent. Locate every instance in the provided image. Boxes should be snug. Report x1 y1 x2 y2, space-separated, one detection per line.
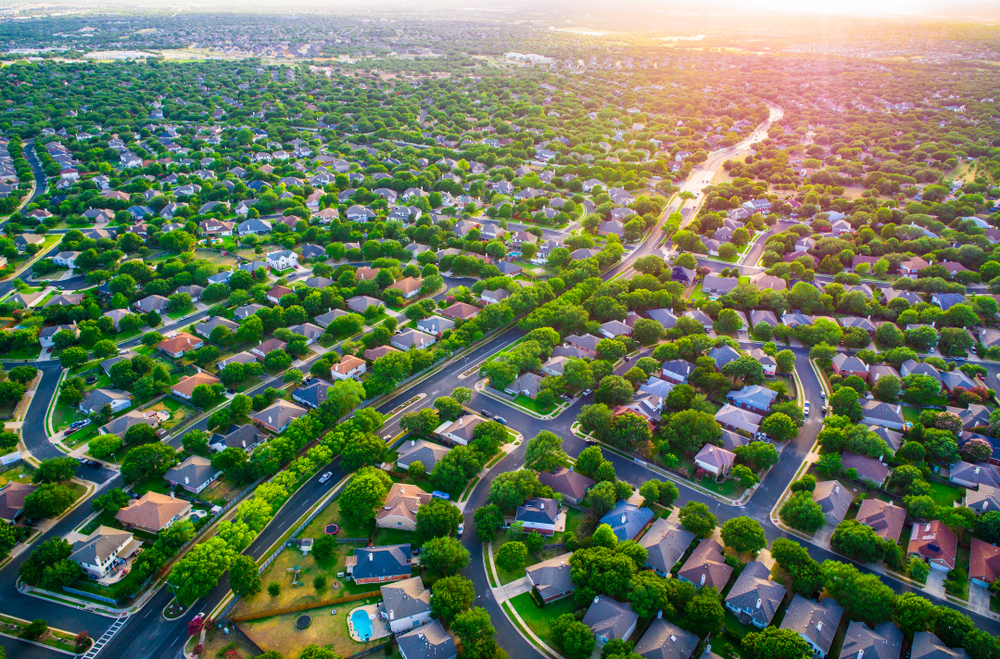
410 440 415 447
817 622 823 632
184 476 190 485
621 513 627 524
669 636 676 643
756 598 762 609
976 467 981 475
700 573 706 586
594 596 600 604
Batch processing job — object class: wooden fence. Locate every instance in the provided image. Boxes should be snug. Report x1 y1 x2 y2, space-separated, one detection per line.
230 590 381 623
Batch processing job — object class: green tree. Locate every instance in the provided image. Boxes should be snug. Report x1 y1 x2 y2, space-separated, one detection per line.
679 501 717 538
228 555 262 597
779 492 825 534
761 413 797 443
685 586 725 636
430 575 475 624
829 386 862 421
340 467 391 525
830 520 885 564
420 536 470 576
495 541 528 571
33 457 78 484
551 614 595 659
473 504 505 543
24 484 76 518
720 517 767 554
524 431 566 472
168 536 236 605
743 627 813 659
821 560 894 623
415 497 462 541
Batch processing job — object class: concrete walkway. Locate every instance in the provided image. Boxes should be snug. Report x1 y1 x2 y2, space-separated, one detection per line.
503 576 534 599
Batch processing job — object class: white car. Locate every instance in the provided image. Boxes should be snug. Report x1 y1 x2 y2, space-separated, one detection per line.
803 402 810 416
319 472 333 484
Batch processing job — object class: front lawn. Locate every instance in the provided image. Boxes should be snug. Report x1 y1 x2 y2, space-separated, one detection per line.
493 541 538 585
508 591 582 649
926 480 965 508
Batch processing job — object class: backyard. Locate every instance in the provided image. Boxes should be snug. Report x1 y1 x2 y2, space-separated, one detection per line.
507 592 581 650
0 462 33 487
239 601 382 659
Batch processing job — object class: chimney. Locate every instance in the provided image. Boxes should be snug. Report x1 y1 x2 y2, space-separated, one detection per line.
817 622 823 632
370 553 374 561
621 513 627 524
410 440 415 447
170 491 175 499
242 440 247 448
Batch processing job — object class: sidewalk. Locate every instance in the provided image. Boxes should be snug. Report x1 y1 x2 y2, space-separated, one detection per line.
484 544 560 659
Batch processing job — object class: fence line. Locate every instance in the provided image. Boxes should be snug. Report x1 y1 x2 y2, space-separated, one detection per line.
347 642 389 659
62 586 118 606
229 590 381 623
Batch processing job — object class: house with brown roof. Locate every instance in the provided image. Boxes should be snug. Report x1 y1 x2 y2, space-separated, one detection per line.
331 355 367 380
377 483 432 532
678 538 733 590
812 481 853 526
158 333 204 359
171 372 221 401
252 399 307 433
971 538 1000 587
365 345 402 361
115 492 192 533
389 277 423 299
0 482 36 521
442 302 480 320
908 520 958 571
855 499 906 542
434 414 485 445
538 467 594 505
266 284 295 305
251 337 287 360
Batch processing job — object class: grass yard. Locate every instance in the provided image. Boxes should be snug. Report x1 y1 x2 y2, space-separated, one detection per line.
193 249 240 267
0 462 33 486
303 498 375 541
240 602 382 659
695 474 745 499
66 423 99 449
80 510 119 535
132 477 173 498
151 398 197 431
508 591 582 649
201 476 245 506
511 394 557 416
196 626 260 659
926 480 965 508
493 542 539 585
557 507 586 542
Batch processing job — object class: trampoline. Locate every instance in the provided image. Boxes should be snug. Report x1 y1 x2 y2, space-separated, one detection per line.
324 524 339 535
296 615 312 629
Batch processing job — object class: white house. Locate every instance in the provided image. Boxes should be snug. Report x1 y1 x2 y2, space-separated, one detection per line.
331 355 367 380
265 250 298 271
52 251 80 269
70 526 136 578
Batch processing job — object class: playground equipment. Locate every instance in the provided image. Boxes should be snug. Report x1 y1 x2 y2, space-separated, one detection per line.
286 566 304 587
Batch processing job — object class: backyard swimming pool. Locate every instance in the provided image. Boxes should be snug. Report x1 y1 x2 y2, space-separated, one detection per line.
351 608 374 641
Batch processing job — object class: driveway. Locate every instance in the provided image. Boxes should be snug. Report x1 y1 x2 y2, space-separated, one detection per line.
503 576 534 599
924 570 948 599
969 583 991 615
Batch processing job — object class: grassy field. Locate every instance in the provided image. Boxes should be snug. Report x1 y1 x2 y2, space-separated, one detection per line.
240 602 382 659
0 462 33 486
508 591 581 649
926 480 965 508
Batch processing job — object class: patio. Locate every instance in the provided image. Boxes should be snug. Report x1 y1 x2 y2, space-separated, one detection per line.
95 539 144 586
347 603 390 642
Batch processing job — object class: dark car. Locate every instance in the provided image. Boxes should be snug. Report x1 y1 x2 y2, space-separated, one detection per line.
87 461 102 469
22 518 38 527
481 409 490 417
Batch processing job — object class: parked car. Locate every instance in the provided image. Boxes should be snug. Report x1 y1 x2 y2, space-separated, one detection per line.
457 522 464 538
804 402 810 416
319 472 333 484
481 409 490 417
582 389 592 396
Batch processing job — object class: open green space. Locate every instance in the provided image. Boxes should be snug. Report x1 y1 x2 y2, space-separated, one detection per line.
508 591 582 649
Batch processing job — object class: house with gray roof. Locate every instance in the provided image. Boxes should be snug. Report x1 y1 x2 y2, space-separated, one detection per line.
682 308 713 331
165 456 221 494
100 350 137 375
397 620 456 659
748 309 779 328
70 526 137 578
694 444 736 477
515 497 560 535
900 359 942 383
292 379 333 409
639 518 696 577
196 316 239 339
347 544 412 584
708 345 742 371
315 308 353 328
252 399 307 434
726 385 778 413
910 631 968 659
725 561 786 629
600 500 654 541
647 308 678 329
381 576 431 634
391 329 436 351
396 439 450 473
870 364 901 384
780 595 844 659
950 461 1000 489
781 312 812 328
964 483 1000 514
582 596 639 645
564 333 600 357
209 424 265 454
715 404 762 434
862 400 906 430
813 480 854 526
702 275 738 296
931 293 968 311
525 553 574 603
416 316 455 337
678 538 733 590
538 467 594 505
842 621 903 659
869 425 904 451
347 295 385 314
832 353 870 379
633 619 699 659
80 388 132 415
434 414 485 446
940 369 977 392
949 404 991 431
842 452 890 486
507 372 544 399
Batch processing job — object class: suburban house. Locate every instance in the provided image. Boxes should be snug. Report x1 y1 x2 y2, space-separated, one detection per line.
832 353 870 380
0 482 36 521
171 372 221 401
389 277 423 299
661 360 695 384
99 410 160 439
749 348 777 377
391 329 437 351
396 439 450 473
842 452 890 487
639 518 696 577
115 492 192 533
365 346 403 361
582 596 639 646
971 538 1000 587
812 481 853 526
347 295 385 313
157 333 204 359
725 385 778 413
950 461 1000 489
514 497 560 536
841 622 903 659
564 334 600 358
397 620 456 659
694 444 736 477
434 415 484 446
376 483 432 532
538 467 594 505
331 355 367 381
507 372 544 399
525 553 574 603
724 561 786 629
780 595 845 659
678 538 733 591
599 320 632 339
862 401 906 430
252 400 308 433
266 285 295 305
70 526 138 578
599 500 654 541
714 404 762 434
39 323 77 349
347 544 413 584
708 345 742 371
702 275 738 296
911 632 969 659
196 317 239 339
964 484 1000 514
854 499 907 542
442 302 480 321
165 456 221 494
633 619 699 659
647 308 678 330
381 576 432 635
265 250 298 271
209 424 265 454
908 520 959 571
80 388 132 415
416 316 455 336
134 294 170 314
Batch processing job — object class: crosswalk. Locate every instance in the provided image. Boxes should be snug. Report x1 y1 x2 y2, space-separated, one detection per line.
82 616 128 659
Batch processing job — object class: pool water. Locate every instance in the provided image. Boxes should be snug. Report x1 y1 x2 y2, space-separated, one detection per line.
352 609 374 640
